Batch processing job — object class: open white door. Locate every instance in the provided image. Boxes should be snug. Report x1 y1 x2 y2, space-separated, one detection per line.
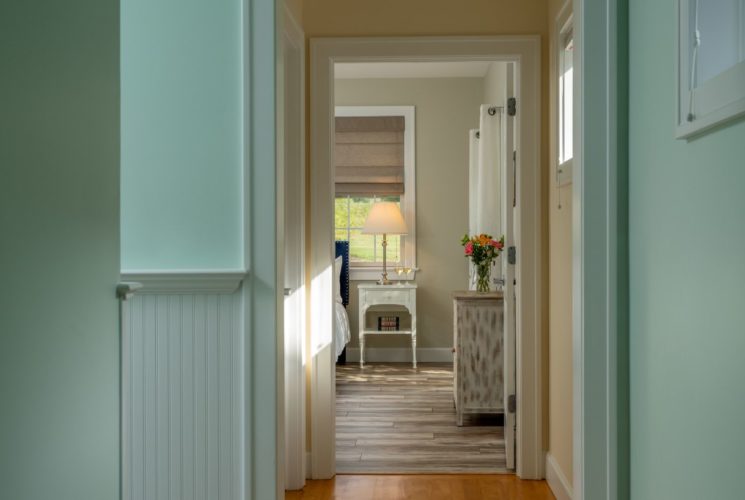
282 6 306 491
501 62 518 471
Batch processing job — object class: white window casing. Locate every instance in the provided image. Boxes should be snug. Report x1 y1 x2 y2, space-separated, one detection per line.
676 0 745 139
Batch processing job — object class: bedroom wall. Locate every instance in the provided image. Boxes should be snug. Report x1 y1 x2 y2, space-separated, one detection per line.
483 62 507 106
335 77 483 351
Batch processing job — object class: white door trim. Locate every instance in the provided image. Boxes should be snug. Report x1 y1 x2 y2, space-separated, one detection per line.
243 0 282 497
573 0 627 498
309 35 543 479
281 4 306 492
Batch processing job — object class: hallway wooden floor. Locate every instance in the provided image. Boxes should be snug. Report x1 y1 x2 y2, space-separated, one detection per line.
336 363 506 473
285 475 555 500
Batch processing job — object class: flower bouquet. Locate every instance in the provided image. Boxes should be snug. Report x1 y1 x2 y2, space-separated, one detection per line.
461 233 505 292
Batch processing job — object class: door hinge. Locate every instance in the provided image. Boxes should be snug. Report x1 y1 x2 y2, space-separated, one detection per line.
508 394 517 413
507 97 517 116
508 246 517 265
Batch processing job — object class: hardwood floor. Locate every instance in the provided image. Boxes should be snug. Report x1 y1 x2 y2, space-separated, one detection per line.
285 475 555 500
336 363 506 473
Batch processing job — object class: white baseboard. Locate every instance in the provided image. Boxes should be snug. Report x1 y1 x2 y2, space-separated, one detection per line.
344 347 453 363
545 452 573 500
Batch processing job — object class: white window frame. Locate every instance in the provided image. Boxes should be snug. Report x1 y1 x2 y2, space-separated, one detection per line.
676 0 745 139
335 194 405 266
334 105 417 281
556 13 574 186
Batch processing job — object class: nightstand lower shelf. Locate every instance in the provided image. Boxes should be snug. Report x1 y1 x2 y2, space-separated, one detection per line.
358 283 417 368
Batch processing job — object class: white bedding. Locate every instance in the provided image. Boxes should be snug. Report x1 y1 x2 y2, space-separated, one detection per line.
334 301 351 359
334 256 351 359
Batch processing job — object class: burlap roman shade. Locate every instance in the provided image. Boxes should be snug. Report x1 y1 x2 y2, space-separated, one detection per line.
335 116 405 196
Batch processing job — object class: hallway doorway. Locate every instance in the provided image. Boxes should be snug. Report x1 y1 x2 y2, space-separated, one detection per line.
308 36 543 480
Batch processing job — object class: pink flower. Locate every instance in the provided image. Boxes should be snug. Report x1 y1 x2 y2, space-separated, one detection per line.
490 239 504 249
464 241 473 255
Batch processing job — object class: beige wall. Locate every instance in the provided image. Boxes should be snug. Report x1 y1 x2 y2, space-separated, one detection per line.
547 0 573 487
483 62 507 106
335 77 483 349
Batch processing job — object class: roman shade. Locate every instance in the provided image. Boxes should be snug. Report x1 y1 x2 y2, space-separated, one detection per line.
335 116 405 196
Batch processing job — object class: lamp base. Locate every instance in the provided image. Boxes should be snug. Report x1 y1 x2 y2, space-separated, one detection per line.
377 270 393 285
378 234 394 285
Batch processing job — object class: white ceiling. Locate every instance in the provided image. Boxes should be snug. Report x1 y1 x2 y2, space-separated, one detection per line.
334 61 501 80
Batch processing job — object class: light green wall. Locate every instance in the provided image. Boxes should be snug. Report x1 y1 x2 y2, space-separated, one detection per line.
335 77 483 349
629 1 745 498
0 1 121 499
121 0 243 270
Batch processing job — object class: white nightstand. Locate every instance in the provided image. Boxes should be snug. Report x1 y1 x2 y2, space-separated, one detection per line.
358 283 417 368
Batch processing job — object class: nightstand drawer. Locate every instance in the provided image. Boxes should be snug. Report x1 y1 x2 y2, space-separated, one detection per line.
364 289 411 308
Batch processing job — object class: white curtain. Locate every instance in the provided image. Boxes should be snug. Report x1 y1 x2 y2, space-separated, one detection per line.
468 105 504 289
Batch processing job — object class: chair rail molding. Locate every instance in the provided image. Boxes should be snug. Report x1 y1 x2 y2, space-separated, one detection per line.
120 270 247 294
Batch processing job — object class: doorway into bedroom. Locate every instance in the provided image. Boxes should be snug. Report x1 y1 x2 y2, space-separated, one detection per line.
330 59 516 474
307 36 543 481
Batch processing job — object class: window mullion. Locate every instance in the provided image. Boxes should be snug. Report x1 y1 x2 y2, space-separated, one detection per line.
346 195 351 242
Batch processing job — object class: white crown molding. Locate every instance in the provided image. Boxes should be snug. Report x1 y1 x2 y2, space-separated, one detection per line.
120 270 247 294
546 452 574 500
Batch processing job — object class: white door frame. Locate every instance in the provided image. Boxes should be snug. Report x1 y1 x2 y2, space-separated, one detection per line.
243 0 282 497
281 4 306 491
309 36 544 479
573 0 628 498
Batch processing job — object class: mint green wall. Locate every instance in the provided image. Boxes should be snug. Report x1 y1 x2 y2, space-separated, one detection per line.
629 1 745 498
0 1 120 499
121 0 243 270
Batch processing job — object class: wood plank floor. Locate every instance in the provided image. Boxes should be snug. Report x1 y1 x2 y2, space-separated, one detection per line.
285 475 555 500
336 363 507 473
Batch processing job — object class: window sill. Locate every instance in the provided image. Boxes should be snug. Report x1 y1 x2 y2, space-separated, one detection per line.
350 266 418 282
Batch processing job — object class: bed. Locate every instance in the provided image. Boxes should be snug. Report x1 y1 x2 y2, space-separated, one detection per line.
334 241 351 362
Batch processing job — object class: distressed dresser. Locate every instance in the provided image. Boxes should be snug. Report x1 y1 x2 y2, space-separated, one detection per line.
452 291 504 426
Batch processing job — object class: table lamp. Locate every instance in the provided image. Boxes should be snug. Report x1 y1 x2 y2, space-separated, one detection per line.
362 201 408 285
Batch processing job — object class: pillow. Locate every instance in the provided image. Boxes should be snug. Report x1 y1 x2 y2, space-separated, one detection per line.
334 256 343 304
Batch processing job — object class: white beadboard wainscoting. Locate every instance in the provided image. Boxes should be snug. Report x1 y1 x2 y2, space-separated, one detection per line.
120 272 246 500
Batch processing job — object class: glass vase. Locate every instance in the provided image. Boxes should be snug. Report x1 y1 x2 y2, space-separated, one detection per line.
476 263 491 293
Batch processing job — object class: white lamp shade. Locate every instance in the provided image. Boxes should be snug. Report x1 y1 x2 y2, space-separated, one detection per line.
362 202 408 235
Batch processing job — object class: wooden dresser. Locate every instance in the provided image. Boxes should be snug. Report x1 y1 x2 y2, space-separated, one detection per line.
452 291 504 426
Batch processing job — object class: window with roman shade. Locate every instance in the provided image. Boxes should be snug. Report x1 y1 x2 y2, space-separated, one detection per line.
334 116 405 196
334 106 416 279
